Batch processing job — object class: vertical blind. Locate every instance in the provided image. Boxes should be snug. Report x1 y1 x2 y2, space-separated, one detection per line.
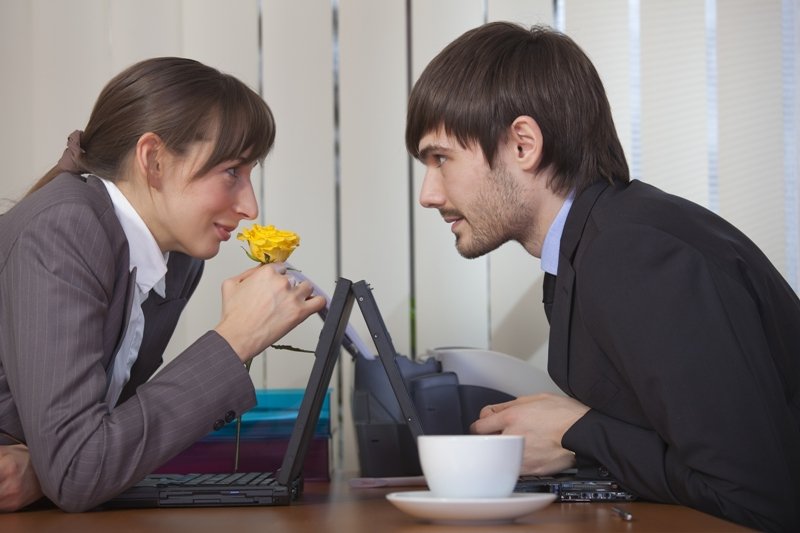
1 0 796 472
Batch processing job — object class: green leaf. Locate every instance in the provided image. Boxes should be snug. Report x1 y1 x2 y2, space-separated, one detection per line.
242 246 264 263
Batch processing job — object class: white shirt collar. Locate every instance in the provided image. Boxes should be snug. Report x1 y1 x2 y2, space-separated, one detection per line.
540 190 575 276
100 179 168 297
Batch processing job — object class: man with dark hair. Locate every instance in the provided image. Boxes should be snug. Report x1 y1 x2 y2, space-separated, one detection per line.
407 22 800 532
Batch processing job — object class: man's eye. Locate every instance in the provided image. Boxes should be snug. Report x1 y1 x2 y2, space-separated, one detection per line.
226 168 240 179
434 155 446 167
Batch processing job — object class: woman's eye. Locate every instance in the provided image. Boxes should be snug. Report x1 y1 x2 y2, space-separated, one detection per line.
225 168 240 179
434 155 446 167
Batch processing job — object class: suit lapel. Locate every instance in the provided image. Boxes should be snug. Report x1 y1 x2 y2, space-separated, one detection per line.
107 267 137 375
117 254 202 404
548 182 609 395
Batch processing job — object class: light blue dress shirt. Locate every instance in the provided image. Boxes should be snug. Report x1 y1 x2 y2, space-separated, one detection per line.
540 191 575 275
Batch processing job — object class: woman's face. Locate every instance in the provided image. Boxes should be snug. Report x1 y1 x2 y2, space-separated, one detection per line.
151 140 259 259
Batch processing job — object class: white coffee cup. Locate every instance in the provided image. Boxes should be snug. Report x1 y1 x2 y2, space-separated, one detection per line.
417 434 524 499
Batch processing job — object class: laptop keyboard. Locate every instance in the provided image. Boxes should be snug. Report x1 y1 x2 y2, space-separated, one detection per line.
142 472 278 487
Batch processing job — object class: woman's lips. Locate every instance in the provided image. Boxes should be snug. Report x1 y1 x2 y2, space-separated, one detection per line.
215 224 235 241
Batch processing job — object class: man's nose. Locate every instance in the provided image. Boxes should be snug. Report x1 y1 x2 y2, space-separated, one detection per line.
419 168 445 208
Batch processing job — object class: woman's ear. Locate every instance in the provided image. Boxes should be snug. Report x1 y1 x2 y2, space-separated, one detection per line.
508 116 544 172
134 132 165 189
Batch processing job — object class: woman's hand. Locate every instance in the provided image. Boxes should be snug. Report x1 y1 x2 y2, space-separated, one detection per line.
0 444 43 512
214 263 326 362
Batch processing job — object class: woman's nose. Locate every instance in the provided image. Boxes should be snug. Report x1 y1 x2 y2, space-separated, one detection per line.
236 177 259 220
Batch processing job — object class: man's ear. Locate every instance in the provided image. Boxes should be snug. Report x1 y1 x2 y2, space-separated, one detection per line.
508 115 543 172
134 132 165 188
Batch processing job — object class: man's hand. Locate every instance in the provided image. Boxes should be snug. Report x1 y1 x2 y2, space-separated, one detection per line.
0 444 43 512
470 393 590 476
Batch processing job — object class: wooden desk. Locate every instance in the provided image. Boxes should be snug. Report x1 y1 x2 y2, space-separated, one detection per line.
0 475 753 532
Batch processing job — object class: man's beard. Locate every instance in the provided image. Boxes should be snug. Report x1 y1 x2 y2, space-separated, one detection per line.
454 218 507 259
452 165 528 259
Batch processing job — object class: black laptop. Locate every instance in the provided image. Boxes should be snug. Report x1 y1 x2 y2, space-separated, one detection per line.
348 279 637 503
101 277 356 509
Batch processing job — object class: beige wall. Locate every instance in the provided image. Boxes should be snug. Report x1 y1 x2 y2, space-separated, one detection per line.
1 0 797 473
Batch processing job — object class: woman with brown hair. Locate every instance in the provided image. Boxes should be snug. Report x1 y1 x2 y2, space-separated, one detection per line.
0 57 325 512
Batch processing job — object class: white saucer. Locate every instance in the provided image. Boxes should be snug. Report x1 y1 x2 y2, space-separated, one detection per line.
386 491 557 524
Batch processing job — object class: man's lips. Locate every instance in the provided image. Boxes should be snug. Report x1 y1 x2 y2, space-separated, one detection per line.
442 214 463 232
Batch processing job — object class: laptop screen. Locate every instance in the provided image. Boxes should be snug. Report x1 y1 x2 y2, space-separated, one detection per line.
276 277 355 486
351 280 425 439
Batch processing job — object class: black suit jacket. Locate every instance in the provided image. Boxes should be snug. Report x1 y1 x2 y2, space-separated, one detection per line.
552 180 800 532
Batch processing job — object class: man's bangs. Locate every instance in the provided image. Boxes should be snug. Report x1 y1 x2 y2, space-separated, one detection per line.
407 47 502 163
407 82 474 158
407 86 498 164
406 100 440 159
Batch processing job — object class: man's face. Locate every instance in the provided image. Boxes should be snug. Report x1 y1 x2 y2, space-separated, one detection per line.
417 129 531 259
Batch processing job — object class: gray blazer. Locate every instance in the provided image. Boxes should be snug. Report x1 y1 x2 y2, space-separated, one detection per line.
0 173 256 511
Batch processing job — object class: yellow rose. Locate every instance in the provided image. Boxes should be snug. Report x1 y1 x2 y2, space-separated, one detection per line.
237 224 300 264
232 223 308 470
